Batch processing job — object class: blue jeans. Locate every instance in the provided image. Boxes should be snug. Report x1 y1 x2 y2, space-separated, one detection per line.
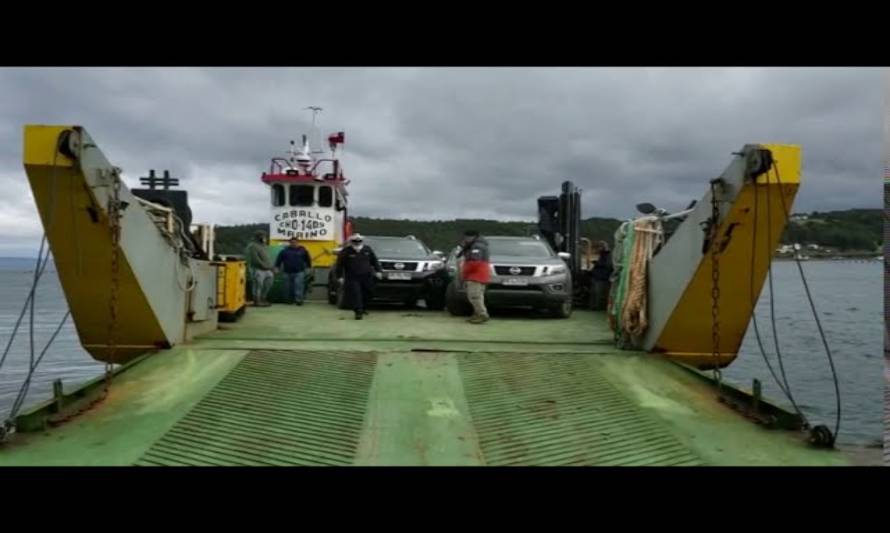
252 269 274 305
285 271 306 303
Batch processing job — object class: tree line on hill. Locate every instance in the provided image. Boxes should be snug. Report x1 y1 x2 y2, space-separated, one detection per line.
214 208 882 256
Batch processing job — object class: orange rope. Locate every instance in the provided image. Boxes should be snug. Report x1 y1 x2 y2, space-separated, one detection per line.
620 218 661 341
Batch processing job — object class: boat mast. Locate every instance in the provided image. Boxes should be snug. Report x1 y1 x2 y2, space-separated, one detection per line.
306 106 324 154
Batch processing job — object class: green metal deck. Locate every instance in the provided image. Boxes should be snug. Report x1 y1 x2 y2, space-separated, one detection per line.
0 304 854 466
137 350 377 466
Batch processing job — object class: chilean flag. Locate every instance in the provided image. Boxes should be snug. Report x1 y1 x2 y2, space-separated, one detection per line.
328 132 345 147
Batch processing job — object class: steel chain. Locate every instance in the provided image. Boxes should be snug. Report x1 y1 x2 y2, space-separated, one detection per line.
106 169 122 391
710 181 723 390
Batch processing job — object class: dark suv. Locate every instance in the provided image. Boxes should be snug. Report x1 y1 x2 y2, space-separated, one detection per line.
329 235 448 310
444 235 573 318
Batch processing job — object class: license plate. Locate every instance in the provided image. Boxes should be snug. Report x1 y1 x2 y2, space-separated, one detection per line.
388 272 412 281
502 278 528 286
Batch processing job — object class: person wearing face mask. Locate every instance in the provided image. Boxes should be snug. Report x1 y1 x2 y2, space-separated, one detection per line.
334 234 383 320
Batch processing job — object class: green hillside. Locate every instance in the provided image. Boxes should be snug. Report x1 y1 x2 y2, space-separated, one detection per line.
214 209 882 256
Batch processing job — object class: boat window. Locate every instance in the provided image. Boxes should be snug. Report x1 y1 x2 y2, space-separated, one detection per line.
271 184 285 207
290 184 315 207
318 186 333 207
335 190 346 211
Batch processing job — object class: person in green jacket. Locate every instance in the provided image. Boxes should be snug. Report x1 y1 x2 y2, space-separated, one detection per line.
245 230 276 307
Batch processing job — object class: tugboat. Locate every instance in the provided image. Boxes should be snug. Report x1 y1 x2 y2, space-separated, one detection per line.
259 108 350 301
0 124 854 466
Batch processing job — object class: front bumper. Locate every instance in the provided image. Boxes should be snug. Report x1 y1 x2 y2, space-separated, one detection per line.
457 275 571 308
372 271 448 302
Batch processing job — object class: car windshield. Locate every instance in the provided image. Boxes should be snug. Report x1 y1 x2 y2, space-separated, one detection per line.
365 238 429 258
488 239 553 258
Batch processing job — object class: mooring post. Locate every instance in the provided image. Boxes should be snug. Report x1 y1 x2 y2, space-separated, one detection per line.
52 379 64 412
752 378 762 415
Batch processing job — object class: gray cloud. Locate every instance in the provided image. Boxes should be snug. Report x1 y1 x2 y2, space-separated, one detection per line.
0 67 882 256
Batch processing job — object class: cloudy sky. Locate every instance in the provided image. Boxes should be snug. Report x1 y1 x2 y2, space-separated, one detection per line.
0 67 883 256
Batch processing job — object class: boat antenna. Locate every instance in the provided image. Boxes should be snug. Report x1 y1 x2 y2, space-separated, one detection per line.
287 140 298 166
305 106 324 154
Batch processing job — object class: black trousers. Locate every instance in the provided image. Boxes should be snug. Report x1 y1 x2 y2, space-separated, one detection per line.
345 274 374 313
591 279 611 311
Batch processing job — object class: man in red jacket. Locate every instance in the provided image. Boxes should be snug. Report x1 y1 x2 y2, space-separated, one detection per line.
458 230 491 324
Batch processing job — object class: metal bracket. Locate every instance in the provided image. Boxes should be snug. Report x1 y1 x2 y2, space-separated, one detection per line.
700 177 728 254
717 222 740 253
808 425 836 448
677 363 805 430
744 147 774 181
700 218 715 255
0 421 15 445
57 129 80 160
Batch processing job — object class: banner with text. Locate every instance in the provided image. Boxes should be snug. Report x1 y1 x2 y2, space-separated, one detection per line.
272 208 335 241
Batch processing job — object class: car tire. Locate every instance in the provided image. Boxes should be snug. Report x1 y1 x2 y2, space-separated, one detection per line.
549 300 573 319
425 290 446 311
445 282 473 316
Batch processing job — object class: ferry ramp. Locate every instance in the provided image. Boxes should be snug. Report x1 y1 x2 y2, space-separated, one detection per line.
0 303 852 466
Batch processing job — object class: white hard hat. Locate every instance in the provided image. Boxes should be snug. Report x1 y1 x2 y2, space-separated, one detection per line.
349 234 364 242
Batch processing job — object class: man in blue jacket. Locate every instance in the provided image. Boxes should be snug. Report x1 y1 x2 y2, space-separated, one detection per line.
275 237 312 305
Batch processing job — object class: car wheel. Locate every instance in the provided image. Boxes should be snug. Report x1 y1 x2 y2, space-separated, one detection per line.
549 300 573 319
425 290 446 311
445 282 473 316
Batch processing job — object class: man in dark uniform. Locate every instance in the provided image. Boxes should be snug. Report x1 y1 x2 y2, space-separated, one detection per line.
334 234 383 320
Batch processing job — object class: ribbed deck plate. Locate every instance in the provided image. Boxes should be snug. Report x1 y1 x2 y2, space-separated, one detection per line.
458 353 703 466
136 350 376 466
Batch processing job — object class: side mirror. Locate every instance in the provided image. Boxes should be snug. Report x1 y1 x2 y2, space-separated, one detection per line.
558 252 571 260
433 250 444 258
636 202 656 215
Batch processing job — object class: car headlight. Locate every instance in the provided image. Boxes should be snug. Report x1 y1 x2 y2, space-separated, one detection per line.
424 261 444 271
548 265 567 275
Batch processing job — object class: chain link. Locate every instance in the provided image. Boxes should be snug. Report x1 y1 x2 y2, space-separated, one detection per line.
710 180 723 390
105 169 122 391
